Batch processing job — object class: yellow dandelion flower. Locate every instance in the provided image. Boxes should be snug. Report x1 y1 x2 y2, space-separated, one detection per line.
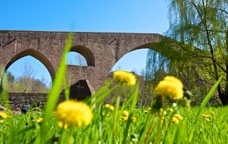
160 116 165 124
56 100 93 127
172 116 179 124
159 108 164 115
113 70 136 86
173 114 183 121
36 118 43 123
0 120 3 123
168 108 174 113
164 76 183 89
104 104 111 109
109 105 115 111
122 110 129 118
202 114 211 119
104 104 114 111
131 117 136 123
58 121 68 129
0 112 8 119
121 110 129 121
159 108 167 116
155 76 184 100
121 116 128 121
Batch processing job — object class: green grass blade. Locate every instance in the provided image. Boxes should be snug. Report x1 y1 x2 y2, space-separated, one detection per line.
0 71 10 111
38 33 73 143
195 76 222 120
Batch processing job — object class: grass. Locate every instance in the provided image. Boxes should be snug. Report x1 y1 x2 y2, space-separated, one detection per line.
0 103 228 143
0 33 227 144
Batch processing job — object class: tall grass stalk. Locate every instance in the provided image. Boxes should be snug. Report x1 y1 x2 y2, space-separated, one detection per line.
122 83 139 143
195 76 222 121
0 71 10 110
38 33 73 143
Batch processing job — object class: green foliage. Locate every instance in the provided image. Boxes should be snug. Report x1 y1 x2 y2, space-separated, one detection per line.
7 77 49 93
146 0 228 105
6 72 15 83
167 0 228 104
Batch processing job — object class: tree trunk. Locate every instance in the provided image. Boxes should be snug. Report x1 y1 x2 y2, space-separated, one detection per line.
218 86 228 105
221 30 228 105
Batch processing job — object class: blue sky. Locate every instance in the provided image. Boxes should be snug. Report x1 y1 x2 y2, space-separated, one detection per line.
0 0 169 86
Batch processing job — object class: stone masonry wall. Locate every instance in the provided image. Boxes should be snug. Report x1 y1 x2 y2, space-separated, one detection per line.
7 93 65 111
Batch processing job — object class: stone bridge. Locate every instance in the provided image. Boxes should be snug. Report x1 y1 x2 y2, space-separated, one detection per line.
0 30 164 88
0 30 173 109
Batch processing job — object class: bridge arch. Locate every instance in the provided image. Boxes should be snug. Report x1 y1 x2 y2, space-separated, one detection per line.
119 38 178 64
4 49 55 80
131 42 167 57
70 45 95 66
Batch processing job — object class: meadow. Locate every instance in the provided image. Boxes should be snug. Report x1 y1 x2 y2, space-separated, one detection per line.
0 33 227 144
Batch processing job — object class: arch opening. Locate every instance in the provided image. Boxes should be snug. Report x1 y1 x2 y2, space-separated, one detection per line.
66 51 87 66
69 46 95 66
3 49 54 92
109 44 173 106
111 48 151 78
61 79 94 101
111 39 179 80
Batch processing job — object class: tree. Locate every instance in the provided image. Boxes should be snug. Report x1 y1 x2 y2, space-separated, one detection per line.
145 49 169 80
6 72 15 83
8 76 49 93
166 0 228 105
6 63 49 93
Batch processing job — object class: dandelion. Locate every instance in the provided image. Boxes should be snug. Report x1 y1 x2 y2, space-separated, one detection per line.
0 112 7 119
36 118 43 123
159 108 167 116
122 116 128 121
173 114 183 121
113 70 136 86
172 113 183 124
164 76 183 89
58 121 68 129
202 114 211 121
131 116 136 123
122 110 129 117
121 110 129 121
104 104 114 111
160 116 165 124
172 116 179 124
56 100 93 127
155 76 184 100
167 108 174 113
202 114 212 121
